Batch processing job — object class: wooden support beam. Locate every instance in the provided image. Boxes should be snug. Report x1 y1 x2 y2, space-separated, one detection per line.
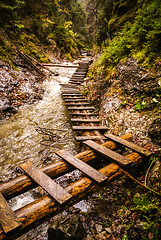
56 150 108 183
71 118 100 123
75 136 107 141
0 139 144 240
62 94 82 96
0 133 132 200
61 85 77 88
42 64 78 68
20 162 71 204
68 82 81 85
0 193 21 233
63 96 85 99
64 99 87 102
69 113 97 116
104 133 152 157
73 126 108 131
65 103 89 106
84 140 133 167
68 107 95 110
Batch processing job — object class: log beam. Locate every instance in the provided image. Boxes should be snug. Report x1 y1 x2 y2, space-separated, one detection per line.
0 134 132 200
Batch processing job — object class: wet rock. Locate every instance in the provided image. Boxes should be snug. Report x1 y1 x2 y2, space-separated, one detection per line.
0 59 44 120
95 231 109 240
115 58 159 95
47 214 86 240
148 118 161 145
149 160 161 185
95 223 103 233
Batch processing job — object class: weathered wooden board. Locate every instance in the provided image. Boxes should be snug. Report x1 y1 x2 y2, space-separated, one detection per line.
20 162 71 204
75 136 107 141
65 103 90 106
61 84 77 87
104 133 152 157
63 96 85 99
72 126 108 131
84 140 132 167
68 107 95 110
68 82 81 85
68 81 82 85
64 99 87 102
62 91 81 93
0 192 21 233
71 118 100 123
61 85 77 88
62 91 80 94
69 112 97 116
63 94 82 96
70 77 84 80
69 81 83 83
72 72 85 75
71 77 84 79
56 150 108 183
69 79 84 82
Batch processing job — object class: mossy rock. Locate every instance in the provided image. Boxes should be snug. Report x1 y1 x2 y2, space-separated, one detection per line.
148 118 161 145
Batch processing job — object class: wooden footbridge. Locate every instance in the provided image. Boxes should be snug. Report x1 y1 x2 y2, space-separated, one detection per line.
0 59 152 239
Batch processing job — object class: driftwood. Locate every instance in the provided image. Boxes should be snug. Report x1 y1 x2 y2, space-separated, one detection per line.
17 49 46 76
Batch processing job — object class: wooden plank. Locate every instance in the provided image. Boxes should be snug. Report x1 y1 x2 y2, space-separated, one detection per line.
104 133 152 157
70 77 84 79
61 86 77 88
68 82 82 85
43 64 78 68
68 107 95 110
63 96 85 99
56 150 108 183
69 80 83 83
63 94 82 96
71 76 85 78
20 162 71 204
64 99 87 102
72 73 86 75
72 126 108 131
0 192 21 233
84 140 132 167
61 84 77 86
65 103 90 106
71 118 100 123
75 136 107 141
62 91 80 94
61 85 77 88
62 90 80 92
69 80 83 82
69 112 97 116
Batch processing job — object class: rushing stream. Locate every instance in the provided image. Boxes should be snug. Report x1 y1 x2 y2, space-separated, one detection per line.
0 65 81 239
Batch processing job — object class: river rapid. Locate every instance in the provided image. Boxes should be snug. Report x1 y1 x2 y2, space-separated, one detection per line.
0 65 80 239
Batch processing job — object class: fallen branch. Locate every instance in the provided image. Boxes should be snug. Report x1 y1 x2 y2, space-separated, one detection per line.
121 168 161 197
144 157 156 186
29 119 69 146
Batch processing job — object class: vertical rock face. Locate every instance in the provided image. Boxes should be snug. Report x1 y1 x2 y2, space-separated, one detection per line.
47 214 86 240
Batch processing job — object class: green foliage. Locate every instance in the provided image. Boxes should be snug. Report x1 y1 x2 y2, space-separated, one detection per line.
132 193 161 237
0 0 89 62
97 0 161 69
134 99 147 111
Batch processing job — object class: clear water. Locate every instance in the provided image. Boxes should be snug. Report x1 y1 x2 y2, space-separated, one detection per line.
0 67 77 182
0 65 92 239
